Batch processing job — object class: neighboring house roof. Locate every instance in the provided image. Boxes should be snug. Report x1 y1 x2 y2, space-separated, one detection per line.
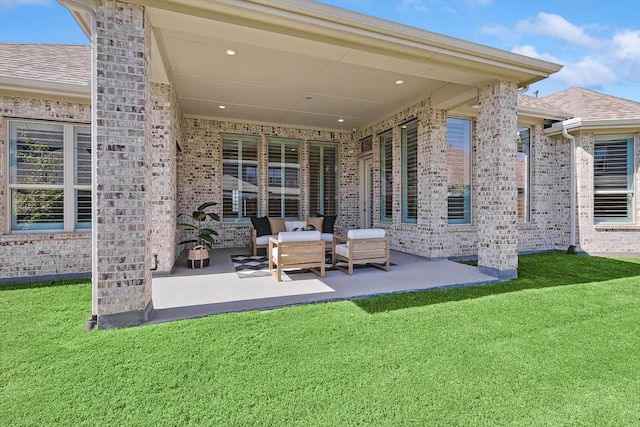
0 43 90 101
517 93 571 121
541 87 640 121
539 87 640 135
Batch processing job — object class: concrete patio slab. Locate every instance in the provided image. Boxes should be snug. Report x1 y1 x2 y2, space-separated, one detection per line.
150 248 497 324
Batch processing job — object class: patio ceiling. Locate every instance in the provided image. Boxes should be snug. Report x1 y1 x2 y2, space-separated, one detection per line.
70 0 563 131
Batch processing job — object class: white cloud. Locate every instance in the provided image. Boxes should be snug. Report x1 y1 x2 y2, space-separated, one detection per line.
512 45 561 64
557 56 617 87
611 30 640 63
515 12 604 49
512 45 617 88
0 0 50 9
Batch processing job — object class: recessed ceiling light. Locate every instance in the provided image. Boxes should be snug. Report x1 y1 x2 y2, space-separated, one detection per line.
395 79 404 85
338 118 344 123
226 49 237 56
218 105 226 109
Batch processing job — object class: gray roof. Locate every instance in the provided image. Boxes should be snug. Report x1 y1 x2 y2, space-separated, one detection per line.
0 43 90 87
540 87 640 121
517 93 560 111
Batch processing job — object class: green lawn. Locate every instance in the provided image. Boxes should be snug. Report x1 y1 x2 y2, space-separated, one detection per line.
2 252 640 426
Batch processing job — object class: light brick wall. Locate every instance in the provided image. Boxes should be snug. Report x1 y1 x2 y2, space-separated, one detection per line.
178 118 355 249
571 131 640 253
475 81 518 278
150 82 181 273
517 123 566 252
0 95 92 280
94 0 152 326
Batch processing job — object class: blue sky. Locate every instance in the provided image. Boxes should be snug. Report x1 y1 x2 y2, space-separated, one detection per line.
1 0 639 102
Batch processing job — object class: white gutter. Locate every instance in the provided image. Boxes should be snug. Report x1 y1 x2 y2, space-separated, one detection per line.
545 117 640 136
561 123 577 253
57 0 98 327
0 76 89 101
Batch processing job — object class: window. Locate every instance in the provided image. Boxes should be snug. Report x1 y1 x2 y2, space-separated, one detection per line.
309 142 338 216
447 118 471 224
268 138 300 218
517 127 531 222
594 135 634 223
222 135 258 222
361 135 373 153
8 120 91 231
379 130 393 222
401 120 418 223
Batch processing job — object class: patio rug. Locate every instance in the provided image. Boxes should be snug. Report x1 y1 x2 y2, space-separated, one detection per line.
231 254 393 279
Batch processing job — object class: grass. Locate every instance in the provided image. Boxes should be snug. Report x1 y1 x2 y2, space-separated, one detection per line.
1 252 640 426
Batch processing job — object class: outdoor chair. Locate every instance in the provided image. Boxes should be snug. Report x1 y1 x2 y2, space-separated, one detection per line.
268 230 326 282
332 228 390 275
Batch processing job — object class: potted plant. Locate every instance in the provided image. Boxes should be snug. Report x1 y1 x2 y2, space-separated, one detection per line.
178 201 220 268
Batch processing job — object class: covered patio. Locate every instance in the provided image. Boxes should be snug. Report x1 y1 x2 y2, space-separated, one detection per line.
150 249 496 323
60 0 561 328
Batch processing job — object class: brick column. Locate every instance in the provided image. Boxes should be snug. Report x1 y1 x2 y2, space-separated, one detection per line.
150 83 180 273
94 1 152 328
475 81 518 280
422 107 448 258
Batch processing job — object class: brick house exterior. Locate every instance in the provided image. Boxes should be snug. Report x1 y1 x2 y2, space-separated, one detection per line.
1 1 638 327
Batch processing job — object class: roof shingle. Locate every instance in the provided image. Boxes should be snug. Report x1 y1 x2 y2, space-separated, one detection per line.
0 43 90 87
541 87 640 121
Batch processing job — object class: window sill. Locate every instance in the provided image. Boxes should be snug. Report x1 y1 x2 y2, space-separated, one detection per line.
1 231 91 242
594 224 640 231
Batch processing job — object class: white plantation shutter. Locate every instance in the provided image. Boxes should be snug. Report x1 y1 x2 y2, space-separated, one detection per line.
11 122 64 185
74 127 92 228
446 118 472 224
379 130 393 221
517 127 530 222
309 142 338 216
401 120 418 223
9 121 91 231
594 136 634 222
223 135 258 221
268 139 300 218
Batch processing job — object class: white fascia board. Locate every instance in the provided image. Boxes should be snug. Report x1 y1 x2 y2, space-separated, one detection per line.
517 105 570 121
0 76 90 102
545 117 640 136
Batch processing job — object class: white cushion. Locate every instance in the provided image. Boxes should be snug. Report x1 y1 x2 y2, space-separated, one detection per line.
256 235 272 245
321 233 333 242
285 221 307 232
347 228 386 239
335 243 349 258
277 230 321 242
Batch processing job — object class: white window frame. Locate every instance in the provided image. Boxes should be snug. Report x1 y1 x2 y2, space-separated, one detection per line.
401 120 418 224
309 141 339 216
267 138 300 219
593 134 635 223
222 134 259 222
7 119 91 233
446 117 472 224
517 126 531 223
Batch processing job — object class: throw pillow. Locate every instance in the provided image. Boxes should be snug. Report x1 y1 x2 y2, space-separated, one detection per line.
317 213 337 234
307 216 324 232
250 216 271 237
269 217 286 234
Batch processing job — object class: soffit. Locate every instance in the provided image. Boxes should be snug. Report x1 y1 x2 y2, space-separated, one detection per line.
143 1 561 131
